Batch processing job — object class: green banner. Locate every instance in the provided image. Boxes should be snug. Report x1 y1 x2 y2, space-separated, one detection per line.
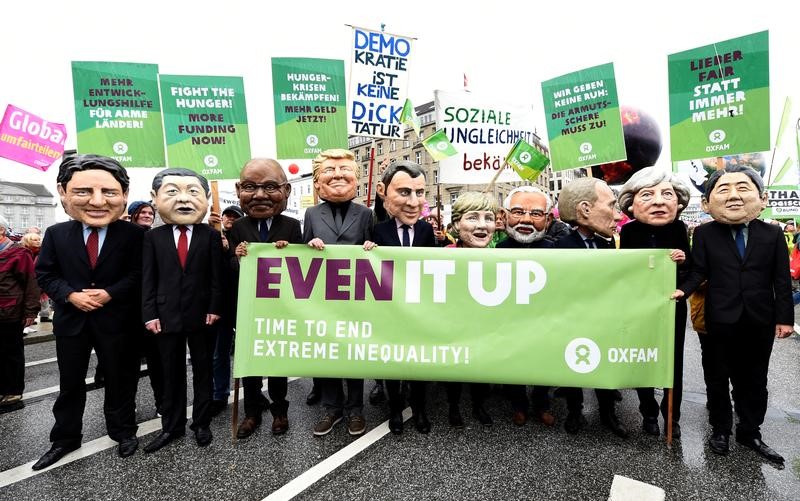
233 245 676 388
762 185 800 219
541 62 626 171
668 31 770 161
72 61 165 167
159 74 250 180
271 58 347 159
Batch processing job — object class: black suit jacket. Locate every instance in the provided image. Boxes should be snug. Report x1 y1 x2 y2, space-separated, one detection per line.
554 229 614 249
228 214 303 249
227 214 303 317
679 219 793 326
35 219 145 337
372 218 436 248
142 224 223 334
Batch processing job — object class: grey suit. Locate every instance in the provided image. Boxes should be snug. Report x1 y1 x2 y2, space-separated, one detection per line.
303 200 373 418
303 201 373 245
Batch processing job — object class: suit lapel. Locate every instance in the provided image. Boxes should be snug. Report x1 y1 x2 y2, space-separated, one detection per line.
339 205 357 236
387 220 401 246
742 220 758 262
186 224 204 267
716 222 742 262
320 203 338 234
72 221 91 269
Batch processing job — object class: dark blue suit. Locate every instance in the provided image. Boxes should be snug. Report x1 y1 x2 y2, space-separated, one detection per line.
497 236 553 416
142 223 223 433
228 214 303 419
679 219 792 439
373 218 435 417
36 219 144 446
554 230 619 417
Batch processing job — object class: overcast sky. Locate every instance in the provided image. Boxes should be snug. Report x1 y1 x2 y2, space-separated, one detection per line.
2 0 798 218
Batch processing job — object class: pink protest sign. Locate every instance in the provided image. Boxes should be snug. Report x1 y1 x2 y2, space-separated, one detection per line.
0 104 67 171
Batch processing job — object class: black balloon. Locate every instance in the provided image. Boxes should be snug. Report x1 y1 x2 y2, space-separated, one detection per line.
591 106 662 185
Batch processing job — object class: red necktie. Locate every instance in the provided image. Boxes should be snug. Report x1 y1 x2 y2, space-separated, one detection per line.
86 228 99 269
177 225 188 269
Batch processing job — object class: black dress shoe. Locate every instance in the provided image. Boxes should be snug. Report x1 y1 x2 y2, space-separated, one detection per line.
736 437 784 464
671 421 681 439
368 381 386 405
472 406 493 427
564 412 585 434
600 411 629 438
448 405 464 429
412 413 431 434
32 443 80 470
642 417 660 436
194 426 213 447
117 436 138 458
708 432 729 455
388 412 404 435
305 388 321 406
143 431 184 453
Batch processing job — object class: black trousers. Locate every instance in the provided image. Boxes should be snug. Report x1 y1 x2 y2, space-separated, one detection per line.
0 321 25 395
321 377 364 417
507 385 551 413
700 313 775 440
446 382 489 408
637 300 687 422
140 328 164 413
565 388 616 415
156 328 215 434
50 325 139 446
385 379 427 414
243 376 288 417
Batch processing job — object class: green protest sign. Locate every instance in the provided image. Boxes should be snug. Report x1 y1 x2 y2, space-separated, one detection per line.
233 245 676 388
271 58 347 159
668 31 770 161
541 63 626 171
159 74 250 180
72 61 165 166
762 185 800 219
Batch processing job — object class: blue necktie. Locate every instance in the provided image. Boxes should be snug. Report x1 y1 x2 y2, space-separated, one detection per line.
734 224 745 258
585 237 596 249
401 224 411 247
259 220 269 242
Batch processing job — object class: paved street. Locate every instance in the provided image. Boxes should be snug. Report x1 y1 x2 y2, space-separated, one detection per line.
1 320 799 500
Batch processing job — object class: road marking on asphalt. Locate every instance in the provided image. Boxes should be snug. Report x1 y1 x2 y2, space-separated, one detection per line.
25 350 94 368
608 474 665 500
21 363 148 402
25 357 58 368
21 355 191 401
0 377 293 488
263 407 412 501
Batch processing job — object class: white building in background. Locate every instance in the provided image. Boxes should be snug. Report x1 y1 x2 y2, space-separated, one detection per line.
0 181 57 233
285 174 314 227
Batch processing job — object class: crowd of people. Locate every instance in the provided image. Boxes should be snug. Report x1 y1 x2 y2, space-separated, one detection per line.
0 149 792 472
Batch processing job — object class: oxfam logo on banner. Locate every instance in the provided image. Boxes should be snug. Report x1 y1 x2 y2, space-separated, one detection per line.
519 151 532 163
708 129 726 143
579 142 593 154
204 155 219 168
436 141 449 151
113 142 128 155
564 338 601 373
306 135 319 147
